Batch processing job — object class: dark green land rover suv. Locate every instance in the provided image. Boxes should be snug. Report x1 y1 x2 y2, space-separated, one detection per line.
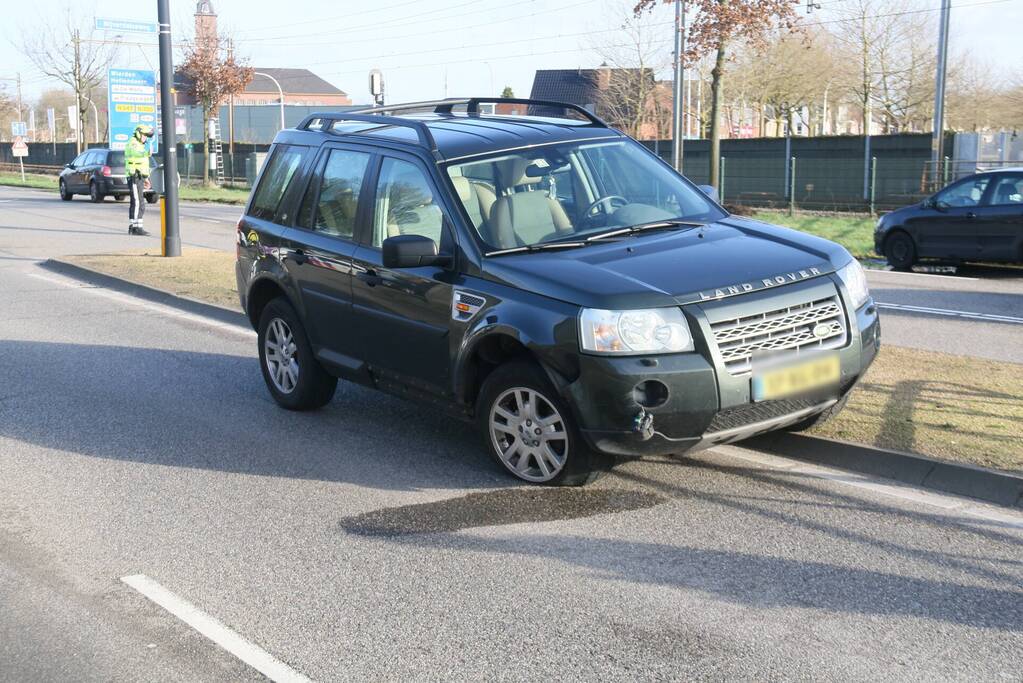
236 98 880 485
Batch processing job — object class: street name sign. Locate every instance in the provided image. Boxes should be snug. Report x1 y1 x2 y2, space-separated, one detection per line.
108 68 158 153
95 18 159 34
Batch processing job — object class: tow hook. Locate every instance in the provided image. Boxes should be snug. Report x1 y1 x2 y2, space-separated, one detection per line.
632 409 655 441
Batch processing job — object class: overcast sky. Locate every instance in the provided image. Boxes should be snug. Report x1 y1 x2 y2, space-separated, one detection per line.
2 0 1021 106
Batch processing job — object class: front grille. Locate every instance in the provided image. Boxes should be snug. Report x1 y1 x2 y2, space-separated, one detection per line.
710 295 847 375
706 397 821 433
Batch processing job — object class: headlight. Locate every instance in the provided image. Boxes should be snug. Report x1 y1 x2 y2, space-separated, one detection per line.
837 259 870 309
579 307 694 355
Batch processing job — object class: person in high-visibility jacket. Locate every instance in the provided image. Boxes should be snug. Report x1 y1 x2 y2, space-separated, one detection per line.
125 124 154 236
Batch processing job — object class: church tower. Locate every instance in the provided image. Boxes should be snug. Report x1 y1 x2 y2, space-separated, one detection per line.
195 0 219 53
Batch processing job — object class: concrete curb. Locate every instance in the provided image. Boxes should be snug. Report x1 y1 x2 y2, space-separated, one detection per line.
41 257 1023 511
41 258 250 329
746 432 1023 510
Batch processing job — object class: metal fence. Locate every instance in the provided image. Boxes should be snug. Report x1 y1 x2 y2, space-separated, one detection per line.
642 133 952 212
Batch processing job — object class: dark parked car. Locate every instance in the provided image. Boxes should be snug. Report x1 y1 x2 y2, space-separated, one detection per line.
236 98 880 485
58 148 159 204
875 168 1023 269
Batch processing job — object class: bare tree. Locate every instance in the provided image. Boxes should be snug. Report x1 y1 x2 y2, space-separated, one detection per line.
634 0 801 188
18 7 117 153
178 34 253 185
591 9 671 140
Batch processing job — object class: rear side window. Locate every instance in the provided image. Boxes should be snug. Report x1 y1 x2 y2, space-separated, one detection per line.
296 148 371 239
249 145 309 221
107 151 125 169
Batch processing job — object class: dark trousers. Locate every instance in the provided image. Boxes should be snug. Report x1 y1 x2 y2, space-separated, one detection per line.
128 174 146 227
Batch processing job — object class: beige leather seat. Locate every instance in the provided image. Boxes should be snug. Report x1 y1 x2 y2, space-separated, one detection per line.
451 176 496 229
487 157 573 249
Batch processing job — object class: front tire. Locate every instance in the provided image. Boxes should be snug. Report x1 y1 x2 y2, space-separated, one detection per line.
885 232 916 271
59 179 72 201
257 297 337 411
477 361 612 485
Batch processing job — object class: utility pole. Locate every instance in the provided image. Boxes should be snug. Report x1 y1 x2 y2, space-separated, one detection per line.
73 30 83 155
15 73 23 123
931 0 951 183
158 0 181 257
671 0 685 172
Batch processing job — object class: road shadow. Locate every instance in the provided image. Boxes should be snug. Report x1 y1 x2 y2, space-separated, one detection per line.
0 340 500 492
380 529 1023 631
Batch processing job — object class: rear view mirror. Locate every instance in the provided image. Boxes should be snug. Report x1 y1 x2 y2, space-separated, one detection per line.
382 234 451 269
698 184 719 202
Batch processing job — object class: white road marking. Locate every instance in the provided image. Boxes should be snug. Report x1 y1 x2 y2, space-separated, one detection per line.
876 301 1023 324
199 218 225 224
867 269 978 282
121 574 312 683
25 270 254 338
715 444 1023 529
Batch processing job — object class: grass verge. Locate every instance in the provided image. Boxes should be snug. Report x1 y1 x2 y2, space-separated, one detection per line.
752 210 877 259
0 171 57 190
62 249 239 310
0 171 249 204
58 249 1023 475
811 346 1022 474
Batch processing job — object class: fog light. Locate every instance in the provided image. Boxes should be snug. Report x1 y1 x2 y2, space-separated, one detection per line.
633 380 669 408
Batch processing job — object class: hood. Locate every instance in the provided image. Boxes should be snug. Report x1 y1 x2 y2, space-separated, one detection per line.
481 216 849 309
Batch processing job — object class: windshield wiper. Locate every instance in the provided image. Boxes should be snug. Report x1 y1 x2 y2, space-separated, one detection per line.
485 240 588 257
585 219 705 243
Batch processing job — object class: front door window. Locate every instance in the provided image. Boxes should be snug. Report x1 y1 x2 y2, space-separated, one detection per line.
371 158 445 248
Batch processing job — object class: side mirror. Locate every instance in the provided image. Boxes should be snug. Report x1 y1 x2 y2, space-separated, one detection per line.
698 184 719 202
933 199 950 212
382 234 452 269
65 163 73 170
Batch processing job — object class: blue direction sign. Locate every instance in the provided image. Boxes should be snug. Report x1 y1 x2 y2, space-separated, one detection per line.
95 18 159 34
11 121 27 137
108 68 158 153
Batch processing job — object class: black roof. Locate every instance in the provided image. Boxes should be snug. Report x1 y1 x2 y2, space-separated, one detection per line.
275 98 624 162
247 68 347 96
529 70 601 110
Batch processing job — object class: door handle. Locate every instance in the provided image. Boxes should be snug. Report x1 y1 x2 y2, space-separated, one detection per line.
291 249 307 265
357 269 384 287
966 211 977 219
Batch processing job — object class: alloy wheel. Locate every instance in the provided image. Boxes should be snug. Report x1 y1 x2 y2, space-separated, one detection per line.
489 387 569 482
264 317 300 394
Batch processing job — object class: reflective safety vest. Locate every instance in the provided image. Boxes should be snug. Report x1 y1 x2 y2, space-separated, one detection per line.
125 137 151 177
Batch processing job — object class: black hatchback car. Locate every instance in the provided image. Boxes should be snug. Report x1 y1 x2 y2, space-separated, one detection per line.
58 147 158 203
236 98 880 485
875 168 1023 269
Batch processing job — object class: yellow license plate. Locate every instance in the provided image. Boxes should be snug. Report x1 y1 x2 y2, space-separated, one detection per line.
752 354 840 401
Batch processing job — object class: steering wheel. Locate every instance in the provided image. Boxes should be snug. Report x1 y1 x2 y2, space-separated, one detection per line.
584 195 628 217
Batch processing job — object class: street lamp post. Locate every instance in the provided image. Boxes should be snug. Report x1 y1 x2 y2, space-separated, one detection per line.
254 71 286 131
157 0 181 257
671 0 686 172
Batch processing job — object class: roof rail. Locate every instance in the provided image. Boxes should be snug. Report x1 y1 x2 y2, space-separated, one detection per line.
296 112 440 157
353 97 608 127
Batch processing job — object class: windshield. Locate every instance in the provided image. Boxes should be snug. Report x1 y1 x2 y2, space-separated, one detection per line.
445 139 725 252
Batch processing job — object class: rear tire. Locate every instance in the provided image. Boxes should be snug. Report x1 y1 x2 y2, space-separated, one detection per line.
145 192 159 204
59 179 72 201
477 360 612 485
257 297 337 411
115 194 127 202
89 181 104 203
884 232 916 271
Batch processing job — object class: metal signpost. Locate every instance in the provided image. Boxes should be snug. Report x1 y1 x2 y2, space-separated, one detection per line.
107 68 159 152
157 0 181 258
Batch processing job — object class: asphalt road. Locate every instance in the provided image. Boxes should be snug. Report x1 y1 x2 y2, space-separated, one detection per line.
1 186 1022 679
3 183 1020 363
